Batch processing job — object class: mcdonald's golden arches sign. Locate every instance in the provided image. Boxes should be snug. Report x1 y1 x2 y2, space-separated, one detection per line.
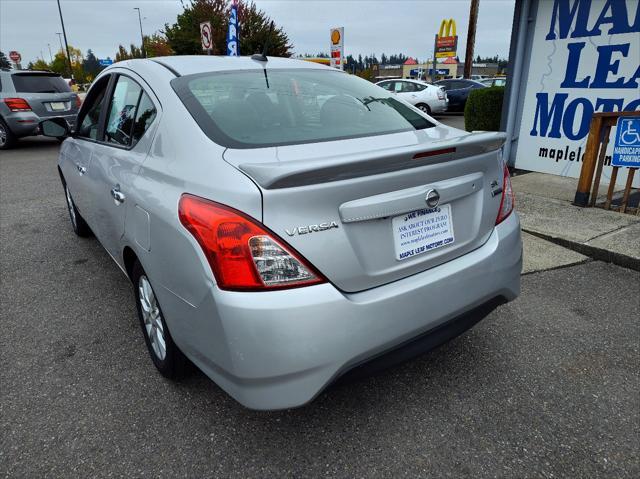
436 19 458 58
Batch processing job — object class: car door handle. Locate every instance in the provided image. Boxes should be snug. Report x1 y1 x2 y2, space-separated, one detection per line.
76 164 86 175
110 187 126 204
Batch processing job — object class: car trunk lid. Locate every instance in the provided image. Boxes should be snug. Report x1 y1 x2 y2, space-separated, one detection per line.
224 126 506 293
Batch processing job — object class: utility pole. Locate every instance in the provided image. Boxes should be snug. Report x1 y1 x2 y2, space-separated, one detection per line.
463 0 479 79
55 0 74 79
56 33 64 53
47 43 53 62
134 8 146 58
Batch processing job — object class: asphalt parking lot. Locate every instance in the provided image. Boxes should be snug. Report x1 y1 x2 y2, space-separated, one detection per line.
1 136 639 478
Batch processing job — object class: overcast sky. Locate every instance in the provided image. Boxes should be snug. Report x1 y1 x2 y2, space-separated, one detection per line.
1 0 515 65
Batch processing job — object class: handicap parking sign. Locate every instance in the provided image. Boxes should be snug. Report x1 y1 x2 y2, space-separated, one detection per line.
611 117 640 168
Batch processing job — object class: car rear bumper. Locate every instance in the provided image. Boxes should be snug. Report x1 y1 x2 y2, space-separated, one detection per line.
166 212 522 410
4 112 76 138
431 99 448 113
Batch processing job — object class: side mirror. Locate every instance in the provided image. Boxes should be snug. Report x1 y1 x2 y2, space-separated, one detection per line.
40 118 71 138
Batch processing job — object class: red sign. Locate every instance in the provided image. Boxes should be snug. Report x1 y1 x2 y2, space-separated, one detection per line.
9 51 21 63
436 36 457 49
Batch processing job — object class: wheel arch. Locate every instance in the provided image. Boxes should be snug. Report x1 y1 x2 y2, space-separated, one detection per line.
123 246 139 282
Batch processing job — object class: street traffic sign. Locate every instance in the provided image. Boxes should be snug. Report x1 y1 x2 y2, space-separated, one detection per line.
98 59 113 67
200 22 213 51
9 51 21 63
612 117 640 168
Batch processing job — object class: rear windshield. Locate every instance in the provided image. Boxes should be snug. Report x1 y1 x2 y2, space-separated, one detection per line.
12 74 71 93
172 69 434 148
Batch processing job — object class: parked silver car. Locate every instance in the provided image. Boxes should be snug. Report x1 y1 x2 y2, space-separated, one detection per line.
0 69 81 149
42 56 522 410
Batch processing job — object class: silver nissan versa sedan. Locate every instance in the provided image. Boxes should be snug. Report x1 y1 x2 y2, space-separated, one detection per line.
41 56 522 410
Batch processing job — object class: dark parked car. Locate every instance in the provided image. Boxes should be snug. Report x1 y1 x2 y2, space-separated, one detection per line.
0 70 81 149
434 79 486 112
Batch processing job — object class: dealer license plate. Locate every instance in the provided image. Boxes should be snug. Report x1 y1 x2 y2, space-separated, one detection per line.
49 102 66 111
392 205 455 261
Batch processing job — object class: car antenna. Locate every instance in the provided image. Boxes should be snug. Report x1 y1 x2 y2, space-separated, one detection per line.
251 21 274 62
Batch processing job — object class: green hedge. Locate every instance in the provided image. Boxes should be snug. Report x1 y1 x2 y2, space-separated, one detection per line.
464 86 505 132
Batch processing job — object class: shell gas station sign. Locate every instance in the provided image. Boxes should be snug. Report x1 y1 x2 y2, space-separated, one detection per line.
330 27 344 70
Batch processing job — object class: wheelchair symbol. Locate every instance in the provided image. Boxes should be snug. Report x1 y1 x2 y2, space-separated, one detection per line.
619 119 640 146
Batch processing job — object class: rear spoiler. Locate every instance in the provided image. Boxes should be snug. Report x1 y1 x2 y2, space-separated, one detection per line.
239 132 506 189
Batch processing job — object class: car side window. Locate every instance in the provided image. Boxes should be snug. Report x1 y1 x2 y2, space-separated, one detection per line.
414 83 426 91
393 82 403 93
131 92 157 146
77 77 110 140
105 76 143 147
401 82 417 93
437 81 451 91
378 82 391 91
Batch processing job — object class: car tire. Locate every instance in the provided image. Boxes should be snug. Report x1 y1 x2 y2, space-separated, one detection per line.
0 118 17 150
132 260 189 380
62 181 92 237
416 103 431 115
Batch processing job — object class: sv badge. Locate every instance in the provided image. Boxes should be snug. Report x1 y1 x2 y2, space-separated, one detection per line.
285 221 339 237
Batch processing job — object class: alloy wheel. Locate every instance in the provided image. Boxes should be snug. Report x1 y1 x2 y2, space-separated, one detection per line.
0 124 6 147
138 275 167 361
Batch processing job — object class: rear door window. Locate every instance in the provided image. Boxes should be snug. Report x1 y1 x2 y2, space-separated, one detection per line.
399 82 417 93
11 74 71 93
104 76 143 147
131 92 157 146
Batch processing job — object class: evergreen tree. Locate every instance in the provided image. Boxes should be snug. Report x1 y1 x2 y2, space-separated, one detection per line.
84 49 101 79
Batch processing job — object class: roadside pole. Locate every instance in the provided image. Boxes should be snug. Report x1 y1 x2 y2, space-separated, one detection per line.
56 0 74 80
463 0 479 78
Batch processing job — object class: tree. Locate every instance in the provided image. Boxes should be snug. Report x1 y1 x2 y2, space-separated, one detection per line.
83 49 102 79
114 34 173 62
0 51 11 69
50 46 82 77
115 45 131 62
145 33 174 58
164 0 292 57
30 59 50 71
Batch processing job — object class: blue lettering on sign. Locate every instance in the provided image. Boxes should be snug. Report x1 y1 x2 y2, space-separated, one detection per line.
612 117 640 167
530 0 640 142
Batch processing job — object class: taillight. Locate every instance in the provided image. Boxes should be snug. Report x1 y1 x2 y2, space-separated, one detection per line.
437 88 445 100
495 164 515 225
4 98 31 112
178 194 326 291
75 95 82 108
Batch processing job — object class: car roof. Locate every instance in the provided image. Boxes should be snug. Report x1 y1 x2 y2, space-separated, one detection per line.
124 55 332 77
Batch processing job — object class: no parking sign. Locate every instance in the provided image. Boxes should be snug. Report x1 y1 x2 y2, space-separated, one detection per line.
200 22 213 52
